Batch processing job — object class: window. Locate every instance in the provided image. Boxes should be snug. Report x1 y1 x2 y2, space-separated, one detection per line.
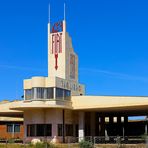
27 124 52 137
36 88 44 99
27 124 36 136
65 124 73 136
64 90 71 100
56 88 64 99
14 124 20 132
36 124 44 136
58 124 63 136
56 88 71 100
7 124 20 133
46 124 52 136
25 89 32 100
25 87 54 100
7 124 13 133
46 88 54 99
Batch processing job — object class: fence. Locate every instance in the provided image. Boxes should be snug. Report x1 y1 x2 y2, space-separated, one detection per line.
0 136 148 147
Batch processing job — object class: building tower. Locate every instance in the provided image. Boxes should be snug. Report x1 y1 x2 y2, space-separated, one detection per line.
23 5 85 101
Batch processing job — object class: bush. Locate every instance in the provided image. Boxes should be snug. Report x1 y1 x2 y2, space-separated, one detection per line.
7 138 15 143
79 140 93 148
35 142 55 148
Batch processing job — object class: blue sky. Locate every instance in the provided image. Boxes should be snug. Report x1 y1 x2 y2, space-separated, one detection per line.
0 0 148 101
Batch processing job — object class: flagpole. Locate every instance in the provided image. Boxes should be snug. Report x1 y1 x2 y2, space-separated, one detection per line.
64 3 66 21
49 3 50 23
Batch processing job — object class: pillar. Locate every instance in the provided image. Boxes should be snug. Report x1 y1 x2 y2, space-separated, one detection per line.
79 112 85 141
109 116 114 141
145 116 148 135
53 88 56 99
117 116 121 136
124 116 128 140
100 116 105 136
90 112 96 137
33 88 37 99
95 113 99 136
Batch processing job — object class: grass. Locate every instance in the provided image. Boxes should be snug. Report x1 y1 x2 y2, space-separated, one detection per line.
0 143 147 148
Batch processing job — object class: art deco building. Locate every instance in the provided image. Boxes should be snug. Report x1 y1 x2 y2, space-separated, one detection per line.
0 10 148 143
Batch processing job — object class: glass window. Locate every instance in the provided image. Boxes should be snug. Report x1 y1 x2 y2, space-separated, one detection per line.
46 124 52 136
56 88 64 99
25 89 32 100
27 124 52 137
14 124 20 133
7 124 13 133
56 88 71 99
7 124 20 133
64 90 71 100
29 125 36 136
36 124 44 136
46 88 54 99
36 88 44 99
65 124 73 136
58 124 63 136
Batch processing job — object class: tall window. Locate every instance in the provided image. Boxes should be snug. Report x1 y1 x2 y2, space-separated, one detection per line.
58 124 63 136
7 124 13 133
27 124 52 137
25 89 32 100
46 88 54 99
64 90 71 100
56 88 64 99
14 124 20 133
65 124 73 136
36 88 44 99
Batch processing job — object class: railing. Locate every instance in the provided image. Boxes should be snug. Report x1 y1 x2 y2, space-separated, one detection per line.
25 96 71 101
0 136 148 147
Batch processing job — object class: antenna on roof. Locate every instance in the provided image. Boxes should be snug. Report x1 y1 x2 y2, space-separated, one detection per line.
48 3 51 23
64 3 66 21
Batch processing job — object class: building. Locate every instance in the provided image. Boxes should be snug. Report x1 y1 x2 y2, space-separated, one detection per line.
0 101 23 140
1 12 148 143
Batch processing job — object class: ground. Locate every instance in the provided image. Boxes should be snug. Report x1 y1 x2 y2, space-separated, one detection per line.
0 143 148 148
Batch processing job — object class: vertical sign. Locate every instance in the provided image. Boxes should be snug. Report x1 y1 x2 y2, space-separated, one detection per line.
51 21 63 70
70 54 75 79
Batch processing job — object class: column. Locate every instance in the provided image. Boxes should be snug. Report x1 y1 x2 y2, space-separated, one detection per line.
100 116 105 136
145 116 148 135
109 116 114 141
79 112 85 141
124 116 128 141
53 88 56 99
33 88 37 99
90 112 96 137
95 113 99 136
117 116 121 136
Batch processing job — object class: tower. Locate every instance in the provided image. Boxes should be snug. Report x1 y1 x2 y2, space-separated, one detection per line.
48 5 78 83
23 4 85 99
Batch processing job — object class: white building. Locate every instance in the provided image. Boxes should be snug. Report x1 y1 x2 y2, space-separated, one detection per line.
1 12 148 143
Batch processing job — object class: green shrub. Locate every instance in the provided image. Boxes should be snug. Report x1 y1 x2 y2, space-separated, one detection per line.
35 142 55 148
79 140 93 148
7 138 15 143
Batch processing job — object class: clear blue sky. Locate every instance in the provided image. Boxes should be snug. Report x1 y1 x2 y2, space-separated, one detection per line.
0 0 148 101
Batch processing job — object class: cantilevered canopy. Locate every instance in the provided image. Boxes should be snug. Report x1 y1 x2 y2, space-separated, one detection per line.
1 96 148 116
72 96 148 115
0 101 23 117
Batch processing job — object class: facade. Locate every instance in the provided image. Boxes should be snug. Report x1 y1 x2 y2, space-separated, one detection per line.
0 120 23 140
12 19 85 142
1 14 148 143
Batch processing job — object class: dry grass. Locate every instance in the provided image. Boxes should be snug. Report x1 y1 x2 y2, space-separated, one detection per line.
0 143 147 148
